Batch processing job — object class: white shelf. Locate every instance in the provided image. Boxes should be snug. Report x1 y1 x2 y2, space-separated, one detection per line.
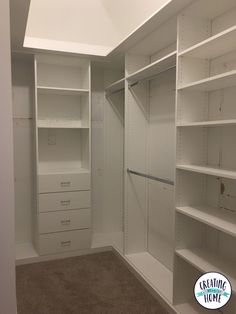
179 25 236 59
127 51 176 84
125 252 173 303
37 119 89 129
177 164 236 180
38 166 90 175
178 70 236 92
37 86 89 96
105 78 125 94
177 119 236 127
176 206 236 238
176 248 236 294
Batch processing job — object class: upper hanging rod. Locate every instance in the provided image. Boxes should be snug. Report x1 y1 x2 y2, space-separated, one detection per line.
127 168 174 186
128 65 176 88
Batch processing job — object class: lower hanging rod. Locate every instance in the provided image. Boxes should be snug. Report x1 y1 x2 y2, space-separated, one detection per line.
127 168 174 186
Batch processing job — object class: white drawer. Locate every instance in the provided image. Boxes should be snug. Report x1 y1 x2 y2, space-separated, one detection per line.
38 229 91 255
38 191 91 212
38 209 91 234
38 172 90 193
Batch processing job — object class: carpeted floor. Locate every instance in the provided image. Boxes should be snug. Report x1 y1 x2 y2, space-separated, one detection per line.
16 251 169 314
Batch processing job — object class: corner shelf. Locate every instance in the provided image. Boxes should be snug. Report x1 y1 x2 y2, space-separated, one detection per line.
178 70 236 92
179 25 236 59
105 78 125 94
37 119 89 129
176 248 236 294
37 86 89 96
127 51 176 84
177 164 236 180
176 206 236 238
177 119 236 127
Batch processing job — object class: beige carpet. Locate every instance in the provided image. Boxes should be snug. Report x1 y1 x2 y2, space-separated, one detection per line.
16 251 169 314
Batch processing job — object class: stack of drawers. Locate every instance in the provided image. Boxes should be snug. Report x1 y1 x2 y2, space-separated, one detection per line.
37 172 91 255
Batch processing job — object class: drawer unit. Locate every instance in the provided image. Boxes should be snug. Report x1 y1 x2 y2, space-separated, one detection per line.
38 209 91 234
38 191 91 213
38 172 90 193
38 229 91 255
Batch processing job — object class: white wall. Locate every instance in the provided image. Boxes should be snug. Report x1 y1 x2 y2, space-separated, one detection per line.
0 0 17 313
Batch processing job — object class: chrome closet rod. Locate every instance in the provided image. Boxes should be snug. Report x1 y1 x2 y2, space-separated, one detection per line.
128 65 176 88
127 168 174 186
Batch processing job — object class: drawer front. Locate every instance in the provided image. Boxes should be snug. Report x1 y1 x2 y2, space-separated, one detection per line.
39 209 91 234
38 173 90 193
38 191 91 213
39 229 91 255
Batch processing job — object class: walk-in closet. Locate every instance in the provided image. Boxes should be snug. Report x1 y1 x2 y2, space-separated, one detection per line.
1 0 236 313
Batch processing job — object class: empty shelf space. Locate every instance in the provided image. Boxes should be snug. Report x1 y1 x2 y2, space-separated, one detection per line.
178 70 236 92
176 206 236 238
38 167 90 176
177 164 236 180
125 252 173 303
37 86 89 96
37 119 89 129
105 78 125 94
177 119 236 127
179 25 236 59
176 248 236 293
127 51 176 84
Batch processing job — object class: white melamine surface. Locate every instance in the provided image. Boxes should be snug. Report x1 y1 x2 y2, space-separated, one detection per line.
179 25 236 59
176 206 236 238
105 78 125 94
177 164 236 180
39 191 91 213
38 172 90 193
38 209 91 234
177 119 236 127
126 252 173 303
39 229 91 255
37 120 89 129
178 70 236 91
127 51 176 83
176 248 236 293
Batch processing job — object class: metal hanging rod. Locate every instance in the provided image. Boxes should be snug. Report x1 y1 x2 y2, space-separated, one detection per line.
127 168 174 186
128 65 176 88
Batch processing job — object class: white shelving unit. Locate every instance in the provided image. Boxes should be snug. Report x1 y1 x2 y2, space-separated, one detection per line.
124 12 176 308
34 54 91 255
174 0 236 312
176 248 236 293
